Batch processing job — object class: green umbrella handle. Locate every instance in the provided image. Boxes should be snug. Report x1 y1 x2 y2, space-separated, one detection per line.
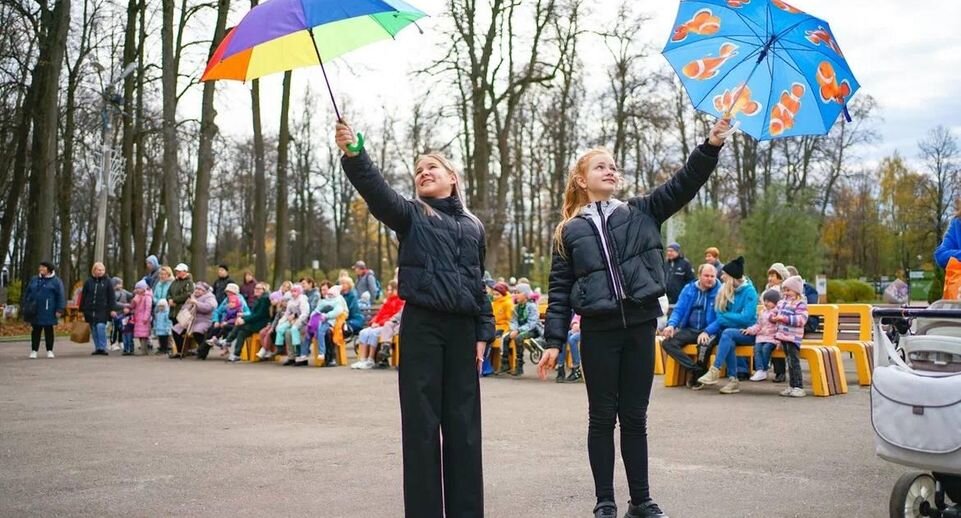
347 132 365 154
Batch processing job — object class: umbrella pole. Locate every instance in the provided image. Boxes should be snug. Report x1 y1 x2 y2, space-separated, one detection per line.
308 28 364 152
308 28 342 121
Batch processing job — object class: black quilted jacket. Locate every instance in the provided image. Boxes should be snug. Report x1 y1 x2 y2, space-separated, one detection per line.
544 142 721 348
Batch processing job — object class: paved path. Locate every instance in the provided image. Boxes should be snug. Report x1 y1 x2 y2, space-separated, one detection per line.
0 340 901 517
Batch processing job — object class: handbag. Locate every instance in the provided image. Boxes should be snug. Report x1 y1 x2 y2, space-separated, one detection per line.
176 305 195 328
70 321 91 343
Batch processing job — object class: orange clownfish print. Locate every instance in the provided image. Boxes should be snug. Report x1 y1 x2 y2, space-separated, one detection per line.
772 0 802 14
672 9 721 42
816 61 851 104
682 43 739 81
713 84 762 118
727 0 750 7
805 26 843 56
770 83 805 136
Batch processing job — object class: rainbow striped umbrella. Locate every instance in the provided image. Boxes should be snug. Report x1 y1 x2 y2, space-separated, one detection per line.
202 0 426 147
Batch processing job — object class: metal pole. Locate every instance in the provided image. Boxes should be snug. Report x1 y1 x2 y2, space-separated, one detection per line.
94 100 110 263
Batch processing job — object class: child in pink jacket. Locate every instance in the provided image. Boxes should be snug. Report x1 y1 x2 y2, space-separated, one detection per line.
127 280 154 355
746 289 780 382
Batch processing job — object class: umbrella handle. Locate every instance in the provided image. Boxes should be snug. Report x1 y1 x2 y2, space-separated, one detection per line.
347 132 365 154
719 119 740 139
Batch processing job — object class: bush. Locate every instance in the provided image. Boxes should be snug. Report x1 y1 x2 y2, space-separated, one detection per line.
929 267 945 303
827 280 850 302
827 279 875 302
741 190 824 283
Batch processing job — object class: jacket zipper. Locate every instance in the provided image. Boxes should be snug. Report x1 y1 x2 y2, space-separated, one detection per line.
588 202 628 328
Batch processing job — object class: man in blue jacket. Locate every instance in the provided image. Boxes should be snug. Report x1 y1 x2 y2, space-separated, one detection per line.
661 263 719 384
935 213 961 269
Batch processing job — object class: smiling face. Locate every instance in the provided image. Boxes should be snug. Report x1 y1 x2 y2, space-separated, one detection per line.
414 156 457 199
575 152 619 201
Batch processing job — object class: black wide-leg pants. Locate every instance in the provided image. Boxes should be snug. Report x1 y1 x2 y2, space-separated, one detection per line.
398 304 484 518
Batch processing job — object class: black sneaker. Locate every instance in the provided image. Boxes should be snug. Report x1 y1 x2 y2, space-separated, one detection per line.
122 352 133 356
624 499 667 517
294 359 308 367
594 501 617 518
567 367 583 383
773 373 786 383
282 358 296 366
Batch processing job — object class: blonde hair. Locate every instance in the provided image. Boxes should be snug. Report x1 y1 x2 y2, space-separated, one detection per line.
340 276 355 290
552 148 612 256
714 275 744 312
159 266 173 280
415 153 479 223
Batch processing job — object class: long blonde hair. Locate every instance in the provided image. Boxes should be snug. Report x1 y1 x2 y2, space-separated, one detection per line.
415 153 479 223
715 275 744 311
552 148 612 257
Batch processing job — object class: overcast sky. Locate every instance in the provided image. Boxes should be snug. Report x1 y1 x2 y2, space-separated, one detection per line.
195 0 961 170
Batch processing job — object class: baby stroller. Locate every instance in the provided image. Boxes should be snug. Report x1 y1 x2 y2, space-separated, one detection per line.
872 303 961 518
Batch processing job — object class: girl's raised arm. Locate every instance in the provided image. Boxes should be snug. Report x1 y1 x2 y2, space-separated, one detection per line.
337 121 414 234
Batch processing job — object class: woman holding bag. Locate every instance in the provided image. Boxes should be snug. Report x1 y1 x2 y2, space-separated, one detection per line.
336 120 494 518
23 261 67 359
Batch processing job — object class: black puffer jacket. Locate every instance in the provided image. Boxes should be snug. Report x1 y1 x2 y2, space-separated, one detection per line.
341 151 495 343
545 142 721 348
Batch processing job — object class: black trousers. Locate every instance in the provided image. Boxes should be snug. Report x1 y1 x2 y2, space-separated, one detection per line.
581 321 656 505
31 325 55 352
660 328 702 371
398 304 483 518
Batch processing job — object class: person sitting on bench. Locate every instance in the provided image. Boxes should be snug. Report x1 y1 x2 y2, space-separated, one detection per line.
660 263 719 387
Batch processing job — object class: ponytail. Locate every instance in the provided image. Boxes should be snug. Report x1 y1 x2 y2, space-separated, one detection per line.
552 148 611 257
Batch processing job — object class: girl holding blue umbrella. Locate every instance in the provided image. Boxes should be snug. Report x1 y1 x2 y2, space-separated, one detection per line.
539 119 730 517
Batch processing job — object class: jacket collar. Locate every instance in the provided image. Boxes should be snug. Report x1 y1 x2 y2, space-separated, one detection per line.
579 199 624 219
421 196 465 216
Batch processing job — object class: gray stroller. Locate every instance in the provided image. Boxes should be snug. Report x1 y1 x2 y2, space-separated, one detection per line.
872 303 961 517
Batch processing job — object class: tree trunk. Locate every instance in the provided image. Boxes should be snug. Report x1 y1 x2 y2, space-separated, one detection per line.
272 71 292 287
0 79 36 273
161 0 184 262
251 0 268 281
191 0 231 275
23 0 71 288
118 0 138 283
133 0 148 266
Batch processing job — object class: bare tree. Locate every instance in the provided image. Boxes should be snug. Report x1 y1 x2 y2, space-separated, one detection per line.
272 70 292 287
161 0 184 261
919 125 960 240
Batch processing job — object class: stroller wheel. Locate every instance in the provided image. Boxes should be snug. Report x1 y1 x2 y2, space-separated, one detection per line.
530 348 542 364
890 471 937 518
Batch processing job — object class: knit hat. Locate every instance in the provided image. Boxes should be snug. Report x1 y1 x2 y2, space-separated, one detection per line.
668 243 682 253
269 291 284 303
328 285 342 297
146 255 159 269
112 276 123 287
767 262 789 281
156 299 168 311
492 282 509 297
174 263 189 272
290 284 304 297
782 275 805 296
194 282 210 293
225 283 240 295
514 283 533 297
722 256 745 280
134 280 148 291
762 289 781 305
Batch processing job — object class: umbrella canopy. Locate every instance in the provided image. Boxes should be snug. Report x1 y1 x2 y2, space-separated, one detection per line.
202 0 427 82
662 0 860 141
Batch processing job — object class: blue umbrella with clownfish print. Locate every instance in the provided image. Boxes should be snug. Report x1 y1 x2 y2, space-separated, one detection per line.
662 0 860 141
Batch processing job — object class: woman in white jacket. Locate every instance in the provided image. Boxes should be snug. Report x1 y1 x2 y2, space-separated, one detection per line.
276 284 310 366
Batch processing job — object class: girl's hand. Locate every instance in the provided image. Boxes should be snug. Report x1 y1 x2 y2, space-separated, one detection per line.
537 348 560 380
475 341 486 374
335 121 359 158
708 118 732 146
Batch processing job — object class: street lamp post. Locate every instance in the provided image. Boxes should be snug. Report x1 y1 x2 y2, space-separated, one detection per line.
93 61 137 263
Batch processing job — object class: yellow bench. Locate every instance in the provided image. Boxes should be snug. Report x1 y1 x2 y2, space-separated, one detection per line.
311 313 348 367
662 304 848 397
835 303 874 386
241 333 262 362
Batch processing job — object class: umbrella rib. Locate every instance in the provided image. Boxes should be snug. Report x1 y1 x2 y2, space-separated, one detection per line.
776 38 854 75
663 35 762 55
762 45 777 140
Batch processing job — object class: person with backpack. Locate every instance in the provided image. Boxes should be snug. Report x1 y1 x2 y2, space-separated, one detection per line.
23 261 67 359
337 121 494 518
539 119 729 518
